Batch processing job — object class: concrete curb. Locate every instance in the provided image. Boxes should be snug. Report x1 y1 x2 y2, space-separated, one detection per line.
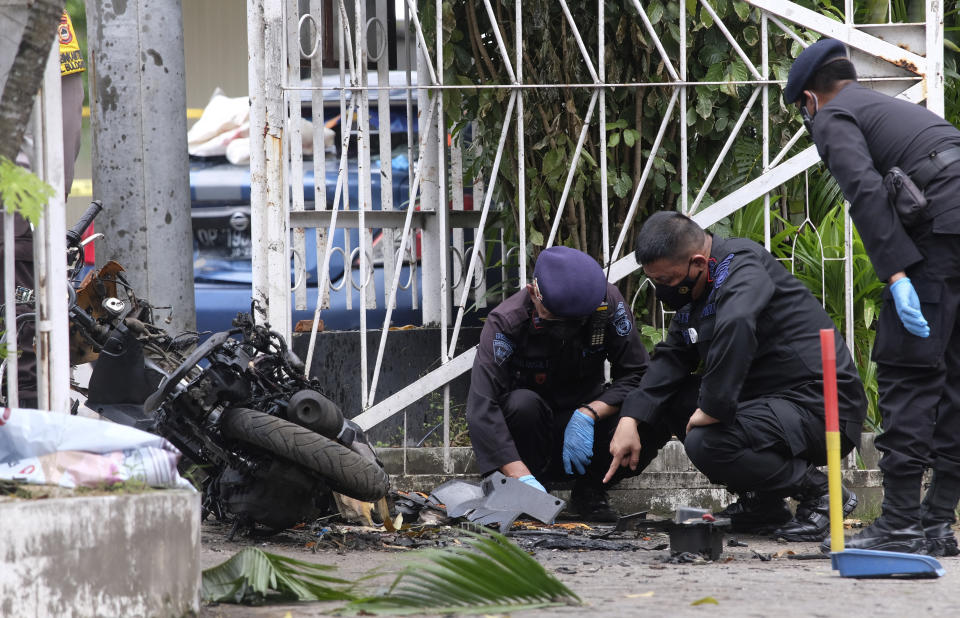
1 489 200 618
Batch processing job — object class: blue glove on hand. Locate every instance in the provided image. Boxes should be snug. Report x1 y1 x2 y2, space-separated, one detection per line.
890 277 930 338
518 474 546 492
562 410 595 475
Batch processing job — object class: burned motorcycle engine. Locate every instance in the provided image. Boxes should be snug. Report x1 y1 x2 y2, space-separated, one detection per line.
218 460 329 531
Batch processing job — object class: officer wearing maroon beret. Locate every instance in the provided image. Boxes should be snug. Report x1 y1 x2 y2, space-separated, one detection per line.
787 38 960 556
465 246 649 521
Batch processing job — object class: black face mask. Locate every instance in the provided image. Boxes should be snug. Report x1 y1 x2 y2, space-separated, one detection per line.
538 317 585 342
654 260 702 310
799 92 819 135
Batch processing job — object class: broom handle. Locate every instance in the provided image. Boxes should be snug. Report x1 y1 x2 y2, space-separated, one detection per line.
820 329 844 553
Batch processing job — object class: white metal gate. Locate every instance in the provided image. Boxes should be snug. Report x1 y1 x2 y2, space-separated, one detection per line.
246 0 944 468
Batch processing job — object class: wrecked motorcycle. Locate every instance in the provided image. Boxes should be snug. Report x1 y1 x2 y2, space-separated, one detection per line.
12 201 390 533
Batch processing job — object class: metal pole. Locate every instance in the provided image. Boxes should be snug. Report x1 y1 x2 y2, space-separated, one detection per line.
598 0 609 266
925 0 944 117
436 0 451 473
515 0 526 286
337 1 353 312
680 0 688 214
263 0 291 336
403 0 419 311
247 0 268 325
33 41 69 412
762 12 771 251
86 0 195 335
355 0 373 407
417 63 441 323
375 0 397 312
310 0 329 313
3 214 18 407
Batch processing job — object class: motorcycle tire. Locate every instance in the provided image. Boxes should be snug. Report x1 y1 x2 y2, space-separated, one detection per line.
220 407 389 502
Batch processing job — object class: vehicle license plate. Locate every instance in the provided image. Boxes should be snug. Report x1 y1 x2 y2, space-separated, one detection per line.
195 227 252 260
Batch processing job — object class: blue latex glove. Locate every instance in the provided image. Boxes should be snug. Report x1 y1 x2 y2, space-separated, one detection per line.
518 474 546 492
562 410 595 475
890 277 930 338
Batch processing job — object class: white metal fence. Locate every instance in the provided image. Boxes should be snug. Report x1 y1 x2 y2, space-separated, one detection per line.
246 0 944 468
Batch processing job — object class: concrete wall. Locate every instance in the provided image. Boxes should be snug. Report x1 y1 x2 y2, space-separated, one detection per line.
183 1 249 107
378 435 886 517
1 490 200 618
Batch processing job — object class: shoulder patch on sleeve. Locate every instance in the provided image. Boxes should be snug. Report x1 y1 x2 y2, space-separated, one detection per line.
613 301 633 336
712 253 736 290
493 332 516 366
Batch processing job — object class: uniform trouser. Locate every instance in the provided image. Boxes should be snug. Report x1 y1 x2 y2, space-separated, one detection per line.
501 389 622 489
652 377 854 497
873 225 960 487
683 401 854 497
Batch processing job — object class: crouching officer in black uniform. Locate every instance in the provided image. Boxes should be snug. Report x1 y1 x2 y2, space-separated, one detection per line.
605 212 867 541
786 39 960 556
466 246 649 521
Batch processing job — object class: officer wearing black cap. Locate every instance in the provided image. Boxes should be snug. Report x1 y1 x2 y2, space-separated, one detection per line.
465 246 648 521
606 212 867 542
786 38 960 555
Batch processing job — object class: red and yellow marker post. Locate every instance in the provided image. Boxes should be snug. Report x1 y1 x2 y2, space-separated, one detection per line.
820 328 845 553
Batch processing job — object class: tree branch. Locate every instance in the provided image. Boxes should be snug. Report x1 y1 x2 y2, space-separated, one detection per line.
0 0 65 162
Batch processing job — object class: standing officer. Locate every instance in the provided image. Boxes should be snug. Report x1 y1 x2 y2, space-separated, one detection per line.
466 246 648 521
606 212 867 542
785 39 960 555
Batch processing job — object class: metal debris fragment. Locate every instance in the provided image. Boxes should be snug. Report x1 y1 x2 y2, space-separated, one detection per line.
427 472 566 533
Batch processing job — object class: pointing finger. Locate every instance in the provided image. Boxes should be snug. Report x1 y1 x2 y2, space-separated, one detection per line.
603 453 623 484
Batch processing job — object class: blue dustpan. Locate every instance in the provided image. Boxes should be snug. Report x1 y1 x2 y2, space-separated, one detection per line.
819 330 945 579
830 548 945 579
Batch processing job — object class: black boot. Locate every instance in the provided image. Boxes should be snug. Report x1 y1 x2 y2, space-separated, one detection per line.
921 471 960 557
564 479 618 523
716 491 792 533
822 517 928 554
819 474 926 554
773 486 858 542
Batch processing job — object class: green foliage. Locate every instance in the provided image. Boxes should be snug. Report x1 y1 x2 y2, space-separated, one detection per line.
204 530 579 614
0 156 52 225
639 323 664 354
201 547 355 604
425 0 806 268
786 205 884 430
339 529 580 615
420 0 960 433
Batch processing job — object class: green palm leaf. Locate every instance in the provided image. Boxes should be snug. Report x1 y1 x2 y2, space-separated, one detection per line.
201 547 355 604
339 529 580 615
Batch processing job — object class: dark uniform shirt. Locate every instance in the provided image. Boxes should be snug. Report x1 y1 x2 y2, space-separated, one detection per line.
622 236 866 451
466 283 649 473
812 82 960 281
